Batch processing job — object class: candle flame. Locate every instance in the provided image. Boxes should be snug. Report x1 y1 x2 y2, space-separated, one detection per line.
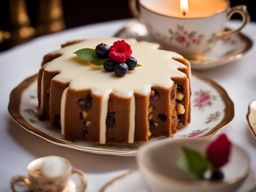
180 0 189 16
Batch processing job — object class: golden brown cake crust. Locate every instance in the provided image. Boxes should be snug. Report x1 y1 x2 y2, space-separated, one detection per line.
49 79 69 128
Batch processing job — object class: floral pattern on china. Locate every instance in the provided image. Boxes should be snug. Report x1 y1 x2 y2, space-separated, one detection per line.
169 25 204 47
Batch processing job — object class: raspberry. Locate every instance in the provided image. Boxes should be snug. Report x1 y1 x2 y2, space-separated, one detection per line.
109 40 132 63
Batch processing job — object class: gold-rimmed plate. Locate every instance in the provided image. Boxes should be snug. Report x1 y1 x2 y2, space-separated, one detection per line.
8 73 234 156
115 20 253 70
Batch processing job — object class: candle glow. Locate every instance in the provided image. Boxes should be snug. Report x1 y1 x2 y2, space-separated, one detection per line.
180 0 189 16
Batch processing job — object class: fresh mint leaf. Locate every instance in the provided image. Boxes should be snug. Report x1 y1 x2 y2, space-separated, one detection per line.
74 48 105 66
74 48 97 61
91 58 106 66
74 48 142 68
182 146 211 178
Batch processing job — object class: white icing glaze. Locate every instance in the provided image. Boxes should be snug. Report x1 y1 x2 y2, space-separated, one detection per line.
41 38 187 144
61 88 68 135
100 92 110 144
128 95 135 143
40 71 44 113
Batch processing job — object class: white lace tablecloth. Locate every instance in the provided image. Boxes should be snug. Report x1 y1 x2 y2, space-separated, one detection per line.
0 19 256 191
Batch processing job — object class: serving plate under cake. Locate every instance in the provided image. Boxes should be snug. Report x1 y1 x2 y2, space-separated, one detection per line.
8 73 234 156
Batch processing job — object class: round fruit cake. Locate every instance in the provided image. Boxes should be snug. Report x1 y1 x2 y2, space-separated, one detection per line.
38 38 191 144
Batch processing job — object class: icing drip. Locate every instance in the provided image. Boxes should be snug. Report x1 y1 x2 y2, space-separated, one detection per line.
40 72 45 113
99 92 110 144
61 88 68 135
128 94 135 143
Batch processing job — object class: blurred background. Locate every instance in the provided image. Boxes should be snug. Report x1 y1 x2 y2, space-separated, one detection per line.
0 0 255 51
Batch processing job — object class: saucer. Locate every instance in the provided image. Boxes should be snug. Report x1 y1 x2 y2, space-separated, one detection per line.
114 20 253 70
100 171 256 192
12 173 86 192
247 99 256 137
8 73 234 156
63 173 87 192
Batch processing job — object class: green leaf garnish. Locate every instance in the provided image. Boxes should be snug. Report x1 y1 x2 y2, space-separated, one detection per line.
74 48 142 68
182 147 211 178
74 48 106 66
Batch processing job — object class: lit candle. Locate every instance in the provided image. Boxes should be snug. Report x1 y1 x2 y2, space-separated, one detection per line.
180 0 188 16
141 0 228 18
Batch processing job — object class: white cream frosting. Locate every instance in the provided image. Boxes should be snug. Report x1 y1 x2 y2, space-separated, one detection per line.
128 95 136 143
100 92 110 144
61 88 68 135
41 38 187 144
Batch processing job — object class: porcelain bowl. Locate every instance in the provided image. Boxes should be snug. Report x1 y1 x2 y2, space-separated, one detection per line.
137 137 250 192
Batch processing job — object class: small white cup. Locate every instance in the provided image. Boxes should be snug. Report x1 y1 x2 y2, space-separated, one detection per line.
137 138 250 192
11 156 87 192
129 0 249 57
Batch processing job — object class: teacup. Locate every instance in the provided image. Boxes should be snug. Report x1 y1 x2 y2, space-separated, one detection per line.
11 156 87 192
129 0 249 58
137 138 250 192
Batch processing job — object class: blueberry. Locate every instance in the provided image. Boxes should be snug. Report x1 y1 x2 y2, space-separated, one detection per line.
170 89 175 100
149 120 155 129
55 114 60 126
103 59 116 72
95 43 109 58
178 114 184 123
114 63 128 77
150 90 159 103
177 85 184 92
158 114 167 122
106 113 115 127
78 94 92 111
210 170 224 181
125 56 137 70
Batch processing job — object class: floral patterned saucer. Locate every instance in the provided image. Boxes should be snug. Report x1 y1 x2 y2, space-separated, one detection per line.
100 171 256 192
8 73 234 156
115 20 253 70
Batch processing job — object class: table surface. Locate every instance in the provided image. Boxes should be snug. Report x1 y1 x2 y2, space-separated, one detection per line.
0 19 256 191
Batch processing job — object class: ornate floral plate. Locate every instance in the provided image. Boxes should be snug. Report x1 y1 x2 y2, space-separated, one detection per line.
115 20 253 70
100 171 256 192
8 73 234 156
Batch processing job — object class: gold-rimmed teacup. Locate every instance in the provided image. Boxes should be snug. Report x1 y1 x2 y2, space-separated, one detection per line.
129 0 249 58
11 156 87 192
